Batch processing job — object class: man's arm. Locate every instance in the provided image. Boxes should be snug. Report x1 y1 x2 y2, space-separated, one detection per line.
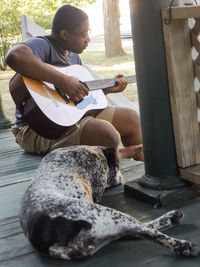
6 44 88 102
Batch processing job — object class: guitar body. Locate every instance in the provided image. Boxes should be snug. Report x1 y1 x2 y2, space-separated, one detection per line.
10 65 107 139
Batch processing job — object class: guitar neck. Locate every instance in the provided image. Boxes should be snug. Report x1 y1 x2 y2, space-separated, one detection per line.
84 75 136 91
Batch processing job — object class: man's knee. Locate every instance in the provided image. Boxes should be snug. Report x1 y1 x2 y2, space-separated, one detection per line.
80 118 121 148
114 107 140 124
105 128 120 148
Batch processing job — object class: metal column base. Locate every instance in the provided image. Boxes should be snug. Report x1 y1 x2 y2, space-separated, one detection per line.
124 175 200 207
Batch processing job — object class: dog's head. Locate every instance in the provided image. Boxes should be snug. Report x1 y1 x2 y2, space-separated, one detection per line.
102 147 122 187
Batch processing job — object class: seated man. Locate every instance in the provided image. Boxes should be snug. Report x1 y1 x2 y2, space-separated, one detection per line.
6 5 143 161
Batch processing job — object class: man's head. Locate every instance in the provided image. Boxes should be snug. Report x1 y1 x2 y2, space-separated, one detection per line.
51 5 90 54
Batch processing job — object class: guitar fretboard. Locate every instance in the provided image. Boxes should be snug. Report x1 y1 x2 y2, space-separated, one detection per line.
84 75 136 91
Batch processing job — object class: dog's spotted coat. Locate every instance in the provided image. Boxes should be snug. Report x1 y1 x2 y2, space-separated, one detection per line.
19 146 200 259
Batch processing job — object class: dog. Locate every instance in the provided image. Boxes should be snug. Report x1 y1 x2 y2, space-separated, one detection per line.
19 145 200 259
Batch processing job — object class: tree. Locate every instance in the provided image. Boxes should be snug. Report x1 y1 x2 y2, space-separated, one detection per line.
0 0 96 70
0 0 22 69
103 0 126 58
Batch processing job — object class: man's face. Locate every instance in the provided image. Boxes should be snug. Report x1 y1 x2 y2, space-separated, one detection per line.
63 19 90 54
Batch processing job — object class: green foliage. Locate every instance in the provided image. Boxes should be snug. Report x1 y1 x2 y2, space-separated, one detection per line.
0 0 97 70
0 0 22 69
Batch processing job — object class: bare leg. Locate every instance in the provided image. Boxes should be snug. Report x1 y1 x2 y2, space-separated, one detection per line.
80 108 144 161
112 107 144 161
80 118 121 153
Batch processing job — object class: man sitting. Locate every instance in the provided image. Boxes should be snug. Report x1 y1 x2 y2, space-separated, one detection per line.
6 5 143 161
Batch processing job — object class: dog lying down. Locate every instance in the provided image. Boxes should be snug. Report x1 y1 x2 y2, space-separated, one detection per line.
19 146 200 260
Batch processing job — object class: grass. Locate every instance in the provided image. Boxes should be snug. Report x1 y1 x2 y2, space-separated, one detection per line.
0 50 138 123
0 70 15 122
80 50 134 66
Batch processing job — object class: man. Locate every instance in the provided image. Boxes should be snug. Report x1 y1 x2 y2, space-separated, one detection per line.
6 5 143 161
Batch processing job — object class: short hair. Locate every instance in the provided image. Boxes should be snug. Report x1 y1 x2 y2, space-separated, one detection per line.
52 5 88 35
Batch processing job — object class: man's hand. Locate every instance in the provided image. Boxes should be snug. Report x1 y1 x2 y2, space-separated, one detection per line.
59 76 89 102
103 74 128 95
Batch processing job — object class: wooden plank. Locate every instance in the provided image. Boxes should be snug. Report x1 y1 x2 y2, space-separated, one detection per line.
192 17 200 34
191 19 200 83
0 129 42 186
196 91 200 108
0 229 33 263
194 56 200 82
163 16 200 168
162 5 200 20
1 198 200 267
0 181 30 220
194 61 200 82
179 164 200 183
191 30 200 53
0 216 22 239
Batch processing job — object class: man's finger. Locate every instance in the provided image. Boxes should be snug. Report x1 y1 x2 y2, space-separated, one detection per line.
79 82 89 95
116 74 124 79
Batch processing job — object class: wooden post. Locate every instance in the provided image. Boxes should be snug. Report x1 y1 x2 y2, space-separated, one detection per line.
162 5 200 184
162 12 200 168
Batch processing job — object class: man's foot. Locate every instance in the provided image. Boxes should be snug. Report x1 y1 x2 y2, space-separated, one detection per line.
119 144 144 161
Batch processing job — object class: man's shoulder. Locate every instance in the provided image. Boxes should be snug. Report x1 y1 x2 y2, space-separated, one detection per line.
21 35 52 62
22 35 50 46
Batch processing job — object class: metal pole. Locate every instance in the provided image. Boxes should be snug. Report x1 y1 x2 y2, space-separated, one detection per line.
129 0 187 189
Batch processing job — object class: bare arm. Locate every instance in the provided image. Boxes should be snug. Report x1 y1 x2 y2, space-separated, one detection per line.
5 44 88 102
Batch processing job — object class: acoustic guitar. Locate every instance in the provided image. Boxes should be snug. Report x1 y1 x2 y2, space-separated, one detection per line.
10 64 136 139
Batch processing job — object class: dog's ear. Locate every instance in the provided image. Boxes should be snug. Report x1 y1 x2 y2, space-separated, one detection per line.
103 147 116 166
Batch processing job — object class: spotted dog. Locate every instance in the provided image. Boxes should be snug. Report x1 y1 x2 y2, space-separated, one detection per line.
19 146 200 259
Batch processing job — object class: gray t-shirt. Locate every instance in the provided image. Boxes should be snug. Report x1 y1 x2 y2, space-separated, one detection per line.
15 35 82 125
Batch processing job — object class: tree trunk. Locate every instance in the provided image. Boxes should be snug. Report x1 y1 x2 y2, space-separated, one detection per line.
103 0 126 58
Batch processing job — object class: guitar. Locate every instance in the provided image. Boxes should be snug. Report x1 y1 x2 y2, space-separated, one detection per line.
10 64 136 139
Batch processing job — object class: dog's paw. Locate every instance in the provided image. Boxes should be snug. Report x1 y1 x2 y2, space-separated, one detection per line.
174 241 200 257
170 210 184 226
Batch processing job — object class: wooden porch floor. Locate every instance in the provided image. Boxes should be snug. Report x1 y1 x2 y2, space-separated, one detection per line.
1 128 200 266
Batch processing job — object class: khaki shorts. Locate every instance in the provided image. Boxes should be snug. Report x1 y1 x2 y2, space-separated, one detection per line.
12 106 116 155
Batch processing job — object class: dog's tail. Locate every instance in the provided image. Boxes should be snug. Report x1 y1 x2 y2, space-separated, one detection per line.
26 212 91 254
